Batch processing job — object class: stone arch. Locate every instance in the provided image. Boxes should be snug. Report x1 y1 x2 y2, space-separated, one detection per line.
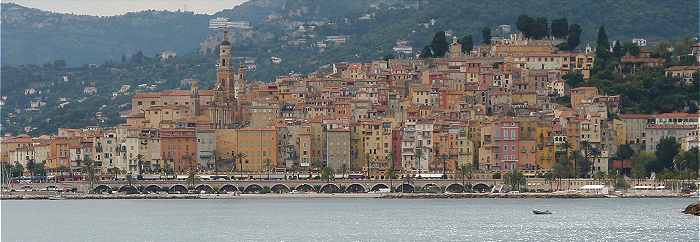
296 184 315 192
118 185 139 194
195 184 215 194
144 184 162 193
396 184 414 193
423 183 442 193
219 184 238 194
94 184 112 194
346 184 366 193
473 183 490 193
271 184 290 193
319 183 340 193
244 184 263 194
169 184 188 194
445 183 465 193
370 184 389 192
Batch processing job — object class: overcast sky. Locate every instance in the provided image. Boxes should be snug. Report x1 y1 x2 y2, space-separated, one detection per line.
5 0 248 16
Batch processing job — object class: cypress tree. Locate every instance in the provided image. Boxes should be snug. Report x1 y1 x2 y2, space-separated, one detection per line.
430 31 449 57
481 27 491 44
551 18 569 39
594 26 610 69
458 35 474 54
566 24 582 50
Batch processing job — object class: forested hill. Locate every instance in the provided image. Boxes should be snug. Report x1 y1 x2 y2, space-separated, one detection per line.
2 0 697 71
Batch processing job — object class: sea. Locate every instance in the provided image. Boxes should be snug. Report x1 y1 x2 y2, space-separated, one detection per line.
1 198 697 241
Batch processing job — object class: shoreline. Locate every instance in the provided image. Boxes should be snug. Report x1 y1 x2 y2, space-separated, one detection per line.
1 192 694 200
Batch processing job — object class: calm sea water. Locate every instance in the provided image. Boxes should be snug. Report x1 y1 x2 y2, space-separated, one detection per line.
1 198 698 241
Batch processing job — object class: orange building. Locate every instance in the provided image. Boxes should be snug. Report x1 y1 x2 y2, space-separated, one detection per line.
215 128 279 172
160 128 197 173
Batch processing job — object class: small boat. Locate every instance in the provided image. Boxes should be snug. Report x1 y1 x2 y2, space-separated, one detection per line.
48 195 64 200
532 210 552 215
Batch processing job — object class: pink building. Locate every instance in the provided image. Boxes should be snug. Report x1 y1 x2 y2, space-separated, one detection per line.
493 118 520 172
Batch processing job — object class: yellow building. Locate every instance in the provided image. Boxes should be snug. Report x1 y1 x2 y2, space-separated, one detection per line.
358 119 394 171
215 128 279 172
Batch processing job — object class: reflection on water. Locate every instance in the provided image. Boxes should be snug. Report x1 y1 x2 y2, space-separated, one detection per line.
1 198 697 241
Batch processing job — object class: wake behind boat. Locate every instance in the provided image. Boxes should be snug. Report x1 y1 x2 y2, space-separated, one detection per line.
532 210 552 215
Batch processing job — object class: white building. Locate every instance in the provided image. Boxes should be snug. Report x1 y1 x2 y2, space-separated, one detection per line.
196 130 216 171
209 17 252 29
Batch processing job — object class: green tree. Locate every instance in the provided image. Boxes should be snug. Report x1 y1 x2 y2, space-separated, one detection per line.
415 147 423 177
320 166 334 182
387 168 397 179
543 172 554 191
631 152 655 178
565 24 582 50
263 158 272 180
553 152 571 178
550 18 569 39
563 72 584 89
82 157 97 193
429 31 449 57
653 137 680 172
458 34 474 54
481 27 491 44
186 168 198 189
622 42 641 56
533 17 549 39
419 45 433 58
1 163 14 184
516 15 535 38
615 144 635 160
611 41 624 58
11 161 24 178
459 163 473 190
675 148 699 177
504 170 526 191
573 151 589 178
594 25 610 70
27 160 46 177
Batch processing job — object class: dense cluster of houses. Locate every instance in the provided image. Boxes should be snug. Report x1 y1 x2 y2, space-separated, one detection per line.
2 33 698 179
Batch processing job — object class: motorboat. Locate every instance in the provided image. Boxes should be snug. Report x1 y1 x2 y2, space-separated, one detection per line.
532 210 552 215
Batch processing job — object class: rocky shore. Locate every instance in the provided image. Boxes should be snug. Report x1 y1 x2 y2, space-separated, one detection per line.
683 201 700 216
1 191 693 200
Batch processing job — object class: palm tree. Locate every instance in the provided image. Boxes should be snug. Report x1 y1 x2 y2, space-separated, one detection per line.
365 153 371 179
263 158 272 180
459 163 473 191
543 172 554 191
186 168 198 190
82 157 97 193
440 154 449 179
415 147 423 178
341 163 347 179
321 167 334 182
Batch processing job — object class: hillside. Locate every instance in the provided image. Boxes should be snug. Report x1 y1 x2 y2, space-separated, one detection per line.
2 0 697 75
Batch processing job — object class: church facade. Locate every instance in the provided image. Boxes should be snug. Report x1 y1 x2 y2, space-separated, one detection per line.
127 32 247 129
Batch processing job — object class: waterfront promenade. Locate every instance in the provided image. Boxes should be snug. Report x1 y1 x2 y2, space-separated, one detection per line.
2 177 696 198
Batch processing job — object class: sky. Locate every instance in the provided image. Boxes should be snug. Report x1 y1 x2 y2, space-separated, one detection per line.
5 0 248 16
